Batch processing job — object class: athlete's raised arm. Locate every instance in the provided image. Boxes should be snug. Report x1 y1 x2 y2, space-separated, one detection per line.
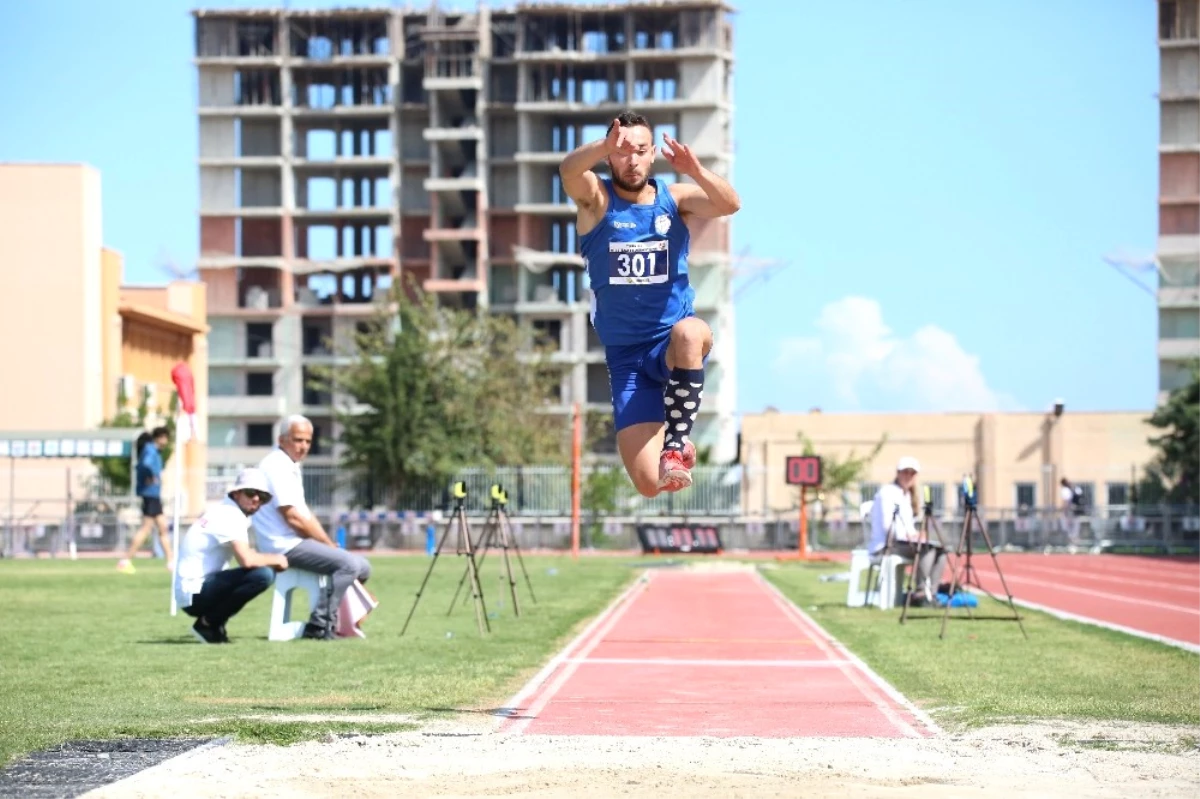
559 118 635 212
662 133 741 220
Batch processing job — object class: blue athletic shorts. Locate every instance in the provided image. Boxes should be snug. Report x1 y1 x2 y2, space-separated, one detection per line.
606 335 673 432
605 334 710 432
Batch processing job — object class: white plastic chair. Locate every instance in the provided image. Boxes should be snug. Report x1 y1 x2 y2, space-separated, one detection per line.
268 568 328 641
846 499 911 609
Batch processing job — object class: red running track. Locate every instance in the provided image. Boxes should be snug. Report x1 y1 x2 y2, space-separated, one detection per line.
500 569 936 738
970 554 1199 649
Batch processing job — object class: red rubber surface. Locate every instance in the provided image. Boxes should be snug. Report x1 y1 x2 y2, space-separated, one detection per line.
970 553 1199 646
501 569 935 738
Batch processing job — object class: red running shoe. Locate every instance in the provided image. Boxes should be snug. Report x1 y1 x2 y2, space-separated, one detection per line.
681 440 696 470
658 449 693 492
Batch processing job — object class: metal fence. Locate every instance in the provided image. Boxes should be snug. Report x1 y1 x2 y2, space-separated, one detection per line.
6 497 1196 559
3 460 1197 558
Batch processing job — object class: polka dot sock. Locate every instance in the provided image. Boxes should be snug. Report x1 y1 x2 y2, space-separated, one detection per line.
663 368 704 453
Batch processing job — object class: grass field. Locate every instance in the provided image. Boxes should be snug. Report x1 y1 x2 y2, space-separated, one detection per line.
2 554 1197 769
0 554 635 767
762 561 1200 730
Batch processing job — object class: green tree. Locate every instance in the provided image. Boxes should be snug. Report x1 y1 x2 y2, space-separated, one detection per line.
319 284 567 501
581 463 626 548
1141 362 1199 506
91 386 175 494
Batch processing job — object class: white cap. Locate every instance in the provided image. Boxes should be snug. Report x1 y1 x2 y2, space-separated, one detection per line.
896 456 921 473
229 468 272 499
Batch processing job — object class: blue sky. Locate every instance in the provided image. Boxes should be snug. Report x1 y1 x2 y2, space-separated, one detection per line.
0 0 1160 416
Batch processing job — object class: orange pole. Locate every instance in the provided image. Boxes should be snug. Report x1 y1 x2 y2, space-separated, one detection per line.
798 485 808 558
570 403 581 560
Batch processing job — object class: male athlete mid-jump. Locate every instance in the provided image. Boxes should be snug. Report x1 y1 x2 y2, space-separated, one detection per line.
559 111 741 495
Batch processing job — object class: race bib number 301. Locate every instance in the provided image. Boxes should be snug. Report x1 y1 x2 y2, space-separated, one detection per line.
608 240 669 285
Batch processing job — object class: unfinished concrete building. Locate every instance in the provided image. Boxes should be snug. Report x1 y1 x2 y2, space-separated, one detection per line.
1156 0 1200 403
194 1 737 471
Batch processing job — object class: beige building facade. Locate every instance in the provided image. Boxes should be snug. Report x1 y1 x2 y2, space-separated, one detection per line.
739 409 1158 517
0 164 209 522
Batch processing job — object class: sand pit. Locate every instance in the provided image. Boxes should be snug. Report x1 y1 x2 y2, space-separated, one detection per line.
87 716 1199 799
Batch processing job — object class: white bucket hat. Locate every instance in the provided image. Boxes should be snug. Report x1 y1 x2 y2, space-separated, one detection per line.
896 456 921 474
229 468 272 500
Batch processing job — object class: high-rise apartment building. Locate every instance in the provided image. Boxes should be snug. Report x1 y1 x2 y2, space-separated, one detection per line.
1157 0 1200 402
193 1 738 471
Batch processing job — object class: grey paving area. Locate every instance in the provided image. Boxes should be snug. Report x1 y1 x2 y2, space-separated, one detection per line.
0 738 222 798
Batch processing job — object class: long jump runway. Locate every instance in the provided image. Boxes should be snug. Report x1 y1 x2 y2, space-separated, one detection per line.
500 567 936 738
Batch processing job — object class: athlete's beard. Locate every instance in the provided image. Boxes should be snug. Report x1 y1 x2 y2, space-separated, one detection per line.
609 166 648 193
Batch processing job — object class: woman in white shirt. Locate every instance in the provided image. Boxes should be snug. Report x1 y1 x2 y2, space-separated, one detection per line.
174 468 289 644
869 457 947 607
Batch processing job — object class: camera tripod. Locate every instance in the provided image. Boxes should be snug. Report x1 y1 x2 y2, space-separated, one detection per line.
898 490 951 625
448 484 537 618
938 478 1027 640
399 481 491 637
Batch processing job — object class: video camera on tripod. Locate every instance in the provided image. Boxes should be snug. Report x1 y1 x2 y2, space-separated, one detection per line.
958 474 978 511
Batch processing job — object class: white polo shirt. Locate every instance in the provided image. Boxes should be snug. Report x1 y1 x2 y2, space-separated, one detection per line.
253 447 309 555
174 497 252 608
869 482 917 554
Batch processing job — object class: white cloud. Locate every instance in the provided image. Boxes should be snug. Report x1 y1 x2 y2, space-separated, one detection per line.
773 296 1020 412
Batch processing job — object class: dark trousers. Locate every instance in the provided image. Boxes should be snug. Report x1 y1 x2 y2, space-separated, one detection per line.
184 566 275 627
286 541 372 632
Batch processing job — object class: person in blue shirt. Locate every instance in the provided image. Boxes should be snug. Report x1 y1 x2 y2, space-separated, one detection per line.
117 426 173 573
560 112 741 495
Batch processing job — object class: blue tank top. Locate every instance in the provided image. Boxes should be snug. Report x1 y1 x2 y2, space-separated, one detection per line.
579 177 694 347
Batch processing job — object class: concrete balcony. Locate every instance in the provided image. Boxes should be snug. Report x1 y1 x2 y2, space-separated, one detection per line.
1157 338 1200 360
208 395 287 418
198 255 287 270
292 206 392 220
198 156 285 169
423 125 483 141
423 175 484 193
1158 286 1200 308
197 105 284 118
1157 234 1200 257
515 97 723 114
291 105 392 119
423 277 484 294
289 55 391 68
515 151 567 165
513 202 576 216
514 46 726 63
199 206 283 218
423 226 481 242
193 55 285 68
207 353 283 368
424 75 483 92
292 156 392 171
512 246 585 270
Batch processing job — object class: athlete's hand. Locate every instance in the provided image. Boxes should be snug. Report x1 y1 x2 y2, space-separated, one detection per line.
661 133 701 178
605 119 639 156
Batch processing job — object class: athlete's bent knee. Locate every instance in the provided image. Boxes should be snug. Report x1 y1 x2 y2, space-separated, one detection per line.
632 476 660 499
671 318 711 357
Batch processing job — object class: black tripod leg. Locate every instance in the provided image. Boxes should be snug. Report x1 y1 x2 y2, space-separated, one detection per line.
450 515 494 614
899 544 919 625
504 513 538 604
938 514 971 640
498 515 521 617
458 509 491 635
400 520 456 637
973 511 1029 640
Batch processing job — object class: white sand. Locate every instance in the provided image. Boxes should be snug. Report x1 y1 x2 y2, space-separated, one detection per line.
88 715 1199 799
